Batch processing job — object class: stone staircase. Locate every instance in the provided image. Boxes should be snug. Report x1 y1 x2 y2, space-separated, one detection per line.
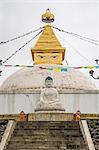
6 121 88 150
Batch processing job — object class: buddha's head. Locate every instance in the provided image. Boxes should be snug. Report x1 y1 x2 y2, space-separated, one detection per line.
45 76 53 88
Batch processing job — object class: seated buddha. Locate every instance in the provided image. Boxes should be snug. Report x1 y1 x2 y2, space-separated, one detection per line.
35 76 65 111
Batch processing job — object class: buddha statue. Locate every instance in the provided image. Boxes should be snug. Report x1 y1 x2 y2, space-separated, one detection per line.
35 76 65 111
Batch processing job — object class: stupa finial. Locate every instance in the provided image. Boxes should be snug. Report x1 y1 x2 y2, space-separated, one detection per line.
42 9 55 23
31 9 65 64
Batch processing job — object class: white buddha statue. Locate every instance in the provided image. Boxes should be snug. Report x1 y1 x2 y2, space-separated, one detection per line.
35 76 65 111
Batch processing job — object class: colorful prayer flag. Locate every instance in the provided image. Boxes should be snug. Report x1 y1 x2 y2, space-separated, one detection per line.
61 68 67 72
53 68 61 72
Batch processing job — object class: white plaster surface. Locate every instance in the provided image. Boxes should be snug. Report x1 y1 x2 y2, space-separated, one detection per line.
0 64 98 114
0 64 96 91
0 93 99 114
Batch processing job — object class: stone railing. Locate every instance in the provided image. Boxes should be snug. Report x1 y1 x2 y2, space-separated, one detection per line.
80 120 95 150
0 120 8 142
87 120 99 150
0 120 16 150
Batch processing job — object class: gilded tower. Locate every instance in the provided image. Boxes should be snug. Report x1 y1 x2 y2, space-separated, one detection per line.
31 9 65 64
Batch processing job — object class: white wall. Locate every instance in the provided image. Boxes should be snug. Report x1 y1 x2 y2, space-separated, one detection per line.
0 93 99 114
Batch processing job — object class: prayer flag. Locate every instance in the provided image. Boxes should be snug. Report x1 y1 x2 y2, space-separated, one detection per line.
53 68 61 72
61 68 67 72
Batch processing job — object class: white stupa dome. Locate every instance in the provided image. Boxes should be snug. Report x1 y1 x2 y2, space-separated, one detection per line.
0 64 96 92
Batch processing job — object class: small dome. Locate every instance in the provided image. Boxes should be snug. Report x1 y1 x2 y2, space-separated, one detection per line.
0 64 96 92
42 9 55 23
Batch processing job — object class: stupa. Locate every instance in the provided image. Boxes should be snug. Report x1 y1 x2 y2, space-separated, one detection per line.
0 9 99 150
0 9 97 114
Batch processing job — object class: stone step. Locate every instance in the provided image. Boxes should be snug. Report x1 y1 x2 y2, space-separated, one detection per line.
16 121 79 127
7 143 83 149
15 126 80 130
7 148 86 150
10 135 83 141
7 145 86 150
8 139 83 145
6 121 88 150
13 130 81 136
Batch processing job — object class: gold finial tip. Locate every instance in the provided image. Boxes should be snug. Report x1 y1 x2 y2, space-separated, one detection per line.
42 9 55 23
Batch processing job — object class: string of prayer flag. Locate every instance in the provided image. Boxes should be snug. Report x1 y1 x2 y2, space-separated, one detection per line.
0 64 99 73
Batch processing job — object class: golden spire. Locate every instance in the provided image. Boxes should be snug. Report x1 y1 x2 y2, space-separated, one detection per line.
31 10 65 64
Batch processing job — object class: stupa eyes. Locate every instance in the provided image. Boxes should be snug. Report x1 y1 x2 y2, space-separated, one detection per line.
37 55 59 59
37 55 45 59
51 55 59 59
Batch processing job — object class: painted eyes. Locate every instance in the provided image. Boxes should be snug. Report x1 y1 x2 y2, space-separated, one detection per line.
51 56 59 59
37 55 45 58
37 55 59 59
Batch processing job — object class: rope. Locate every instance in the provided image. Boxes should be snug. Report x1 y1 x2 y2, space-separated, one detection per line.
66 41 94 65
64 59 69 66
55 32 94 65
2 30 43 64
0 26 45 45
52 26 99 47
0 64 99 69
